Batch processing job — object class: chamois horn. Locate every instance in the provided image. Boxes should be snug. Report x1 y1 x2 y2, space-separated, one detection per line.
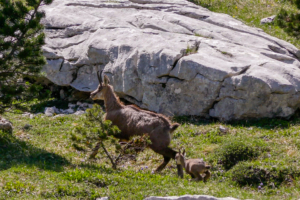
97 70 103 86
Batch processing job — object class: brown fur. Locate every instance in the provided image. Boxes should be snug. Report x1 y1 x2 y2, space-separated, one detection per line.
90 72 182 175
175 149 211 182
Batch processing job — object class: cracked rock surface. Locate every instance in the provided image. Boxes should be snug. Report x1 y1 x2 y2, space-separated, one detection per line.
41 0 300 121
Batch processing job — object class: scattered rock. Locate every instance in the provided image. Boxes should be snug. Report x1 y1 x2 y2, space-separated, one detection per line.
260 15 276 24
68 103 76 108
144 195 239 200
219 125 229 134
0 117 13 133
23 124 33 130
45 107 56 117
22 112 31 117
22 112 37 119
43 102 91 116
52 114 66 119
96 197 109 200
74 110 85 115
65 108 75 114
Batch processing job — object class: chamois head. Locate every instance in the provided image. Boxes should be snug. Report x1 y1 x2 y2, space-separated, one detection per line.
90 71 110 100
175 148 186 165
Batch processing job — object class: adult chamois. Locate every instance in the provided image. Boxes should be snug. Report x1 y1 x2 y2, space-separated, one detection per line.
90 71 183 177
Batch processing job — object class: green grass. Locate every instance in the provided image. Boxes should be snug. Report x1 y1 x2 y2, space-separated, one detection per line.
189 0 300 49
1 102 300 199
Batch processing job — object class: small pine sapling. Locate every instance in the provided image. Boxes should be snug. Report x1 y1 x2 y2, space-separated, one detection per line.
71 104 151 169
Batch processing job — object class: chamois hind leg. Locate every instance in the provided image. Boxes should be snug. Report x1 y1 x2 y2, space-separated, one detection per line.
192 172 203 182
154 147 184 178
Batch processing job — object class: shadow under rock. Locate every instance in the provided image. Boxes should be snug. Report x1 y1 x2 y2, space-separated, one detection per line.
172 109 300 130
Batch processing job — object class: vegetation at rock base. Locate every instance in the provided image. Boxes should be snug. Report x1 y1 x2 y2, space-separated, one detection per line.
189 0 300 49
0 0 53 113
1 99 300 199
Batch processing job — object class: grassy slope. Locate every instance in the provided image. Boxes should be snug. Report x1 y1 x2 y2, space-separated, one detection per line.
190 0 300 49
1 106 300 200
1 1 300 200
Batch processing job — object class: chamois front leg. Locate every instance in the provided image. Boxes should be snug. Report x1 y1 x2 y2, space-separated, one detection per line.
203 170 211 182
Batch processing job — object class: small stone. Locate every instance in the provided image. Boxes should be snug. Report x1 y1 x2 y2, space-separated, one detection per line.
0 117 13 133
96 197 109 200
23 124 32 130
68 103 76 108
29 114 35 119
22 112 31 117
74 110 85 115
260 15 276 24
52 114 66 119
82 103 89 107
219 125 229 133
45 107 57 117
77 102 82 106
65 108 75 114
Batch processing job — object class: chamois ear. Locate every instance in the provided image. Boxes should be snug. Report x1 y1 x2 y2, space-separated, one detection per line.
104 74 110 85
178 149 181 154
182 148 186 156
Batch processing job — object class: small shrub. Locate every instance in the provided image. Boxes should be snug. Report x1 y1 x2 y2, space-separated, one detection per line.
275 0 300 39
71 104 151 169
216 140 265 170
229 161 300 187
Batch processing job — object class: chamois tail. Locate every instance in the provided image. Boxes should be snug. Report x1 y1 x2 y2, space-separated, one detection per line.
170 123 180 133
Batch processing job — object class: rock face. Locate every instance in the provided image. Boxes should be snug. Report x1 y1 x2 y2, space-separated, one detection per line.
41 0 300 121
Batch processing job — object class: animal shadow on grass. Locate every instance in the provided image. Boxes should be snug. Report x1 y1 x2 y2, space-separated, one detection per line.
0 131 69 171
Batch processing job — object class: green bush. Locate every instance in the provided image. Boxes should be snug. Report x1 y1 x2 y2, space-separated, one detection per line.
215 140 264 170
276 0 300 39
229 161 300 187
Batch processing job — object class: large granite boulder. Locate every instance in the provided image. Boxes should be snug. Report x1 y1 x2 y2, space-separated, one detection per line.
41 0 300 121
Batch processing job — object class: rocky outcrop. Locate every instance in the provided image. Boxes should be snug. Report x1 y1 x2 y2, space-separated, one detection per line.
41 0 300 121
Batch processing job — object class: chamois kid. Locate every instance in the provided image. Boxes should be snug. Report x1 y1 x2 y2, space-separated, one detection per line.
90 71 183 177
175 149 211 182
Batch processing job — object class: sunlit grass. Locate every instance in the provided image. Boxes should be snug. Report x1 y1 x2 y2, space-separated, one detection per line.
1 105 300 199
189 0 300 49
